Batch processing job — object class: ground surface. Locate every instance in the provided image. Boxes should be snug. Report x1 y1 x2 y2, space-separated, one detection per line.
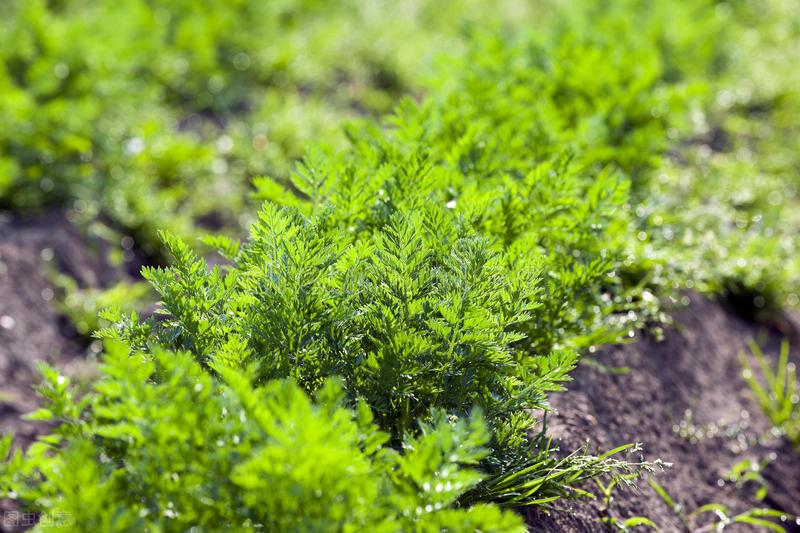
529 294 800 532
0 212 112 451
1 214 799 532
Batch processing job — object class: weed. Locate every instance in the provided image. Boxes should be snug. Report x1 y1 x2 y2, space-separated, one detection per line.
648 479 797 532
596 475 660 531
741 340 800 449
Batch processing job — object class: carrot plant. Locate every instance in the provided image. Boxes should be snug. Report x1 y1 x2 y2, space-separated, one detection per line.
1 343 527 531
97 204 657 503
2 0 800 530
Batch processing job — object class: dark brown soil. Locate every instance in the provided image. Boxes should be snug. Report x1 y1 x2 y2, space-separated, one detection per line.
526 293 800 532
0 212 114 450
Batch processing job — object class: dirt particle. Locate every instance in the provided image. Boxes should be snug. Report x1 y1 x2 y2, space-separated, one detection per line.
0 315 15 330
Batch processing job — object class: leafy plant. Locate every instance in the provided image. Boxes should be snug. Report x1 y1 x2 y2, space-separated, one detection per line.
1 341 526 531
741 340 800 449
690 504 791 533
46 270 152 337
98 204 656 506
725 456 772 502
4 0 800 530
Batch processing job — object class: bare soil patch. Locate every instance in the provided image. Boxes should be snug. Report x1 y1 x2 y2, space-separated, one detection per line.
0 212 103 450
527 293 800 532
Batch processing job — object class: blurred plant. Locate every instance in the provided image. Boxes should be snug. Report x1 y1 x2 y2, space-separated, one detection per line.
690 504 791 533
48 274 151 337
0 0 532 253
4 0 800 345
649 479 795 532
725 456 772 502
741 340 800 449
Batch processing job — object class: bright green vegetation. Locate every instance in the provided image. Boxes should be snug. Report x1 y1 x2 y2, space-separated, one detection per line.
0 0 541 339
1 344 527 531
642 0 800 316
2 0 800 530
2 0 798 317
96 205 658 505
0 0 528 255
742 341 800 449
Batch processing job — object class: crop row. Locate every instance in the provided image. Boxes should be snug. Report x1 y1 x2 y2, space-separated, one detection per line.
1 0 799 530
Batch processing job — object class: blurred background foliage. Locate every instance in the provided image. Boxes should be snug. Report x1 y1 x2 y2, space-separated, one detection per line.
0 0 798 334
0 0 533 253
